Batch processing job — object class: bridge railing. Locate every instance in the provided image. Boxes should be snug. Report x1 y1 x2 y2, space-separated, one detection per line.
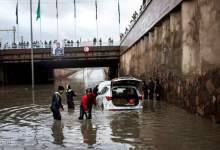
0 41 120 50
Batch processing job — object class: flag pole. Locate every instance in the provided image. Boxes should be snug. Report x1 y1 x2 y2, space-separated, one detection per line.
96 21 98 40
118 0 120 42
74 0 76 42
40 0 42 45
56 0 59 41
30 0 35 104
36 0 41 45
57 16 58 41
118 23 120 43
40 17 42 46
17 24 19 43
16 0 19 44
74 20 76 42
95 0 98 40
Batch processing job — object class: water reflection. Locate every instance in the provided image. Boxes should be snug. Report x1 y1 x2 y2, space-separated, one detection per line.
51 121 64 145
80 120 97 147
142 100 162 112
0 69 220 149
110 111 141 149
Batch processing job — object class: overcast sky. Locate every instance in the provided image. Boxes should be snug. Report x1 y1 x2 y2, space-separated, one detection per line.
0 0 142 43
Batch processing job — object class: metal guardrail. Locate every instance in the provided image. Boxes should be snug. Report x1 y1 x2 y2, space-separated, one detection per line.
0 41 120 50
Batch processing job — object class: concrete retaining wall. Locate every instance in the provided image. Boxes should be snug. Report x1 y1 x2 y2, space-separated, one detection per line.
120 0 220 122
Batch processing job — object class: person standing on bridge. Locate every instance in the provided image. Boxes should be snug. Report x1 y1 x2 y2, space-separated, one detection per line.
93 37 97 46
76 40 80 47
65 84 77 109
99 38 102 46
50 86 65 120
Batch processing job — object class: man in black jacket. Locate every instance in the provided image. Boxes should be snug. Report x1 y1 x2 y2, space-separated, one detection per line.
155 79 162 100
148 78 155 100
65 84 77 109
50 86 65 120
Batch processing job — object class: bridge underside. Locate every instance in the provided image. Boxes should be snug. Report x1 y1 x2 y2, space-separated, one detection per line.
0 46 119 84
34 59 119 68
1 60 119 85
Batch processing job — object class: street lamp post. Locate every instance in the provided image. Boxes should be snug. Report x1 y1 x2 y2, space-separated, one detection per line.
30 0 35 103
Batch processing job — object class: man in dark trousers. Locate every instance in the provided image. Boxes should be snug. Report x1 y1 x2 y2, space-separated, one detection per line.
65 84 77 109
79 88 90 120
155 79 162 100
79 88 96 120
148 78 155 100
50 86 65 120
142 81 148 100
87 88 97 119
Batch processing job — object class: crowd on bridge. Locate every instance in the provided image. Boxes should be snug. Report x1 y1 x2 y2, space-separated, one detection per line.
0 37 116 49
120 0 151 41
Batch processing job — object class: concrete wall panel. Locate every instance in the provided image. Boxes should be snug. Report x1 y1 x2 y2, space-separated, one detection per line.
120 0 220 122
121 0 183 51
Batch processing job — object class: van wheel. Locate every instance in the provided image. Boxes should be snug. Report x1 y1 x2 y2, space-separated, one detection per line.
101 103 104 111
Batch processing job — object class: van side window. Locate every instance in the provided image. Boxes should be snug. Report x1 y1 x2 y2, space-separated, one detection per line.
100 87 109 95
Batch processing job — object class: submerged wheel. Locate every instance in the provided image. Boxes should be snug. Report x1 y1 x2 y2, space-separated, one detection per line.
101 103 104 111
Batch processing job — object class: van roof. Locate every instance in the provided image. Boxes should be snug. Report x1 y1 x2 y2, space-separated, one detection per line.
112 76 142 82
111 76 142 88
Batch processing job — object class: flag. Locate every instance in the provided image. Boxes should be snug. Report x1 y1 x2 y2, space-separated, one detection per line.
36 0 40 21
118 0 120 24
56 0 58 18
74 0 76 18
16 0 18 24
95 0 97 20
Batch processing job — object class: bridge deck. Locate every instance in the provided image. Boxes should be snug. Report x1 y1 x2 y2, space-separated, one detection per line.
0 46 120 67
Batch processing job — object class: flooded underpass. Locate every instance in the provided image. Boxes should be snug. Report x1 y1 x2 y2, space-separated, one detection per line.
0 68 220 150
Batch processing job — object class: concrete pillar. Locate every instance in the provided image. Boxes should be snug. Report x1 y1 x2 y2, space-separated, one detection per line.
198 0 220 73
169 8 182 75
181 0 201 75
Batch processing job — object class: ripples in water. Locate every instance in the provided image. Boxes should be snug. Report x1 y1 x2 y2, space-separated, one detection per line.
0 100 220 150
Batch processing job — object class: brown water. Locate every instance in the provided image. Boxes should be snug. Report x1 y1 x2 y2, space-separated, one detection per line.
1 73 220 149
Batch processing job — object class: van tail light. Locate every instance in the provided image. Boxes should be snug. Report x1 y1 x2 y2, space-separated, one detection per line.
105 96 112 101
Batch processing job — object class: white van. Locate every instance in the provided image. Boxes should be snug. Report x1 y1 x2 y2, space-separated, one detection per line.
96 77 143 110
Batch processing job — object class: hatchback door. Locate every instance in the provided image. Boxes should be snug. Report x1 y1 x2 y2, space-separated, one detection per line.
111 86 139 107
111 77 142 107
111 77 142 88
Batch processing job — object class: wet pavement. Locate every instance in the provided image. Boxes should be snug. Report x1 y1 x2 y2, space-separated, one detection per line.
0 69 220 150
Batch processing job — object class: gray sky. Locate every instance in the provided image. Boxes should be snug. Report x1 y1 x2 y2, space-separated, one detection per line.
0 0 142 43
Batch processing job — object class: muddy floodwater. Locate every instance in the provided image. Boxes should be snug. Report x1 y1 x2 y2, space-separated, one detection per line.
1 69 220 150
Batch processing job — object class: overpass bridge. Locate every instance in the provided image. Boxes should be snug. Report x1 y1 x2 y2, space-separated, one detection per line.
0 46 120 84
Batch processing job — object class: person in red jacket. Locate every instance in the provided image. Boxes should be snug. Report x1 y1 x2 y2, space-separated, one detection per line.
87 87 97 119
78 88 92 120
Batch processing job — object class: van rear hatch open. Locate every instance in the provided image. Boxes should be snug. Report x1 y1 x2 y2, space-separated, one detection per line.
111 77 142 88
111 77 142 107
112 87 139 106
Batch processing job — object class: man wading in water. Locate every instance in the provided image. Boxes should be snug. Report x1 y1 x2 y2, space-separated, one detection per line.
50 86 65 120
65 85 77 109
78 88 95 120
